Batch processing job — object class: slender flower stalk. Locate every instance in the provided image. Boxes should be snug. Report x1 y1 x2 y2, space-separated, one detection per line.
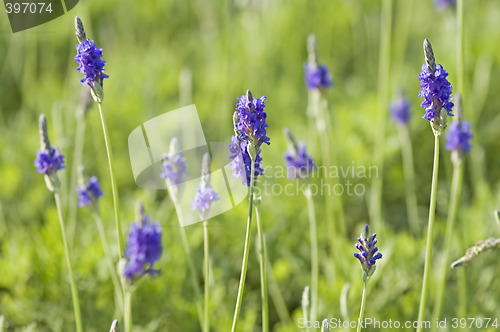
35 114 82 332
283 128 317 322
162 137 204 329
433 95 472 320
302 286 311 332
353 225 382 332
191 153 220 332
390 94 419 233
76 166 123 312
416 39 454 331
73 17 123 257
229 90 270 332
254 203 268 332
122 202 163 332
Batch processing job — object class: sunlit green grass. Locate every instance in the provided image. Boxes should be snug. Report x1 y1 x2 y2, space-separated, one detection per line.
1 0 500 331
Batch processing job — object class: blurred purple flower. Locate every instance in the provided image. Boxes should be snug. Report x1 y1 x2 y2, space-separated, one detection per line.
35 147 65 175
161 152 188 186
389 96 411 125
124 216 163 281
284 141 315 179
191 187 220 214
445 121 472 153
434 0 456 11
77 176 103 208
74 40 109 88
304 64 333 90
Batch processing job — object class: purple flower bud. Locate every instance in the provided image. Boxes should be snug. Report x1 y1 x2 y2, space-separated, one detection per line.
304 64 333 90
354 224 382 281
35 147 65 175
389 96 411 125
434 0 456 11
77 176 103 208
284 141 315 179
161 152 188 186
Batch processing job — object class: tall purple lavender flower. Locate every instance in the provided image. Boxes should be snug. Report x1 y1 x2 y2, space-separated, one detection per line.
124 203 163 282
445 121 472 154
389 95 411 125
74 17 108 102
283 128 315 179
354 225 382 282
304 34 333 90
35 114 65 191
228 90 270 187
161 152 188 186
77 175 103 208
418 39 453 133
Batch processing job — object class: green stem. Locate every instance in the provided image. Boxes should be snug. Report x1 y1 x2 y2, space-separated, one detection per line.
399 125 419 233
417 134 440 331
457 0 464 96
172 196 204 329
92 210 124 313
255 205 268 332
356 283 367 332
124 290 132 332
305 185 318 323
203 220 210 332
370 0 393 231
231 161 256 332
67 116 86 245
432 161 463 322
97 102 123 257
54 192 83 332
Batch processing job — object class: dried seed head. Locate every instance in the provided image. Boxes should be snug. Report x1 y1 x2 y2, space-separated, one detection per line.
109 319 119 332
75 16 87 43
39 114 51 152
451 237 500 268
423 38 436 74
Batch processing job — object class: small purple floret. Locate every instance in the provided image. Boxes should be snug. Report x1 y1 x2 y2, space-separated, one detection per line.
35 147 65 175
77 176 103 208
191 186 220 214
284 142 315 179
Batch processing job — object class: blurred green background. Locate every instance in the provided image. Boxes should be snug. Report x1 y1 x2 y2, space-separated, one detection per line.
1 0 500 330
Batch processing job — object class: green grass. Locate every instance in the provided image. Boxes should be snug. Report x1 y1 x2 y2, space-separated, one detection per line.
1 0 500 331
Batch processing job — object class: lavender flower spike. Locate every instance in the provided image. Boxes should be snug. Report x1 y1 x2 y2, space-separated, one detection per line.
434 0 456 11
74 17 108 102
191 153 220 219
445 95 472 156
304 34 333 90
418 39 454 134
123 202 163 284
76 166 103 208
283 128 315 179
34 114 65 191
354 224 382 283
228 90 270 186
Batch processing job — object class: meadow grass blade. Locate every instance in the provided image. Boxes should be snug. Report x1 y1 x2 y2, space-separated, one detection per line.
305 185 318 323
203 220 210 332
398 125 419 233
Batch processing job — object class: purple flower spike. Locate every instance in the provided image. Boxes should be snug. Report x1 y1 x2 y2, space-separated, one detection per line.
434 0 456 11
124 214 163 282
74 40 109 88
354 225 382 282
445 121 472 153
285 141 315 179
418 64 453 122
77 176 103 208
304 64 333 90
389 96 411 125
228 90 270 187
